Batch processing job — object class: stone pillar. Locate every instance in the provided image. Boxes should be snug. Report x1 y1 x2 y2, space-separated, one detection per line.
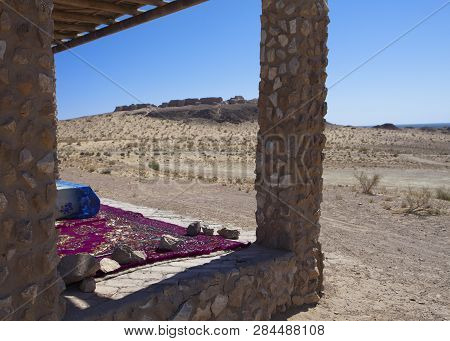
256 0 329 305
0 1 65 320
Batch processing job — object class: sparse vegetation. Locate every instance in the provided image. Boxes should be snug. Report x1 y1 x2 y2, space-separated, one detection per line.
56 110 449 195
99 168 111 175
148 160 160 171
401 188 440 216
354 171 381 195
436 187 450 201
382 203 392 211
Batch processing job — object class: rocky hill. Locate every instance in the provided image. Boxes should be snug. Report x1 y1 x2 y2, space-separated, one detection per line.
114 96 258 124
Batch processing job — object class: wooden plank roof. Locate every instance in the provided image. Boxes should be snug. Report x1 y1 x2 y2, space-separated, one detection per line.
52 0 208 53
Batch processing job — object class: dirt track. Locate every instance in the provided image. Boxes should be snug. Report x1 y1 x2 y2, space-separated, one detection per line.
61 168 450 321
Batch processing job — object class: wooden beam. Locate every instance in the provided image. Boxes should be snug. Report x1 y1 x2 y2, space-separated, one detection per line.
54 22 97 32
53 10 112 25
53 0 209 53
54 32 79 40
53 0 139 15
126 0 167 6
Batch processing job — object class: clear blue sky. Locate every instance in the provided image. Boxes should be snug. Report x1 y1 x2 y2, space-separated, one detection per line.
55 0 450 126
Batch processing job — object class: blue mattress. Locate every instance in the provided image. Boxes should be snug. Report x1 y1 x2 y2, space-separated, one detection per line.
56 180 100 220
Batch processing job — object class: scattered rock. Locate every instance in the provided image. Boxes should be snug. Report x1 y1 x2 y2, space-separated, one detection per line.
58 253 100 285
99 258 121 274
187 222 202 236
218 228 240 240
99 168 112 175
202 225 215 236
111 244 147 265
158 235 182 252
79 277 96 293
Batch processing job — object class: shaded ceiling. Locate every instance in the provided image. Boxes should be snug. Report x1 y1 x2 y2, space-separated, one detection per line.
52 0 208 53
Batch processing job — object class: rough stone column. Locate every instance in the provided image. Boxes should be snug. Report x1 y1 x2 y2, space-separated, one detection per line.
0 0 65 320
255 0 329 305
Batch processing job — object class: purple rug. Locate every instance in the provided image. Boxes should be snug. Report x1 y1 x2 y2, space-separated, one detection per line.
56 204 247 272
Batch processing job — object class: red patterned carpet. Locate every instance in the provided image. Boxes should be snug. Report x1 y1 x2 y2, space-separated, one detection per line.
57 205 247 272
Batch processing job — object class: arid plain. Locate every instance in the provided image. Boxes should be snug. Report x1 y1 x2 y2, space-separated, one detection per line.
57 104 449 320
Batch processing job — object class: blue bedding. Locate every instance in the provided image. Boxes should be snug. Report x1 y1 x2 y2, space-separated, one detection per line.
56 180 100 220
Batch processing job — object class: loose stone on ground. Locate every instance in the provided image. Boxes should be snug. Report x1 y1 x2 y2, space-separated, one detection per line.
99 258 121 274
187 222 202 236
111 245 147 265
218 228 240 240
158 235 182 252
58 253 100 285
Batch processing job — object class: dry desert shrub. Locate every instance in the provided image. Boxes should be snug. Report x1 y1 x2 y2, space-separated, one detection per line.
382 202 392 210
148 160 160 171
354 171 381 195
401 188 440 216
436 187 450 201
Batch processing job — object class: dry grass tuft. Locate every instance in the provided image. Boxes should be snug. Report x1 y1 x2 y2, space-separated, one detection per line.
354 171 381 195
401 188 440 216
436 187 450 201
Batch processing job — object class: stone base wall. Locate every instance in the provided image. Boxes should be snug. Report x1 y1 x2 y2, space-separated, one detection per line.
64 246 297 321
170 249 296 321
0 1 64 320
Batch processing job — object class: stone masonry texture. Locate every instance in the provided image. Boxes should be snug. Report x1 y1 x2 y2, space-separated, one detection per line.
0 0 65 320
64 245 297 321
255 0 329 305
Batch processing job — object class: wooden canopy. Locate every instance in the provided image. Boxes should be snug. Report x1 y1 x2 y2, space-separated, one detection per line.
52 0 208 53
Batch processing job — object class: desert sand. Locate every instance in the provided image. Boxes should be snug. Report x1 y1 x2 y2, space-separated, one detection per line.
57 105 450 320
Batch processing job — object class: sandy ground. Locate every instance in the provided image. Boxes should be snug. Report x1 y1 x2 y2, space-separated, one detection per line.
58 110 450 192
58 109 450 320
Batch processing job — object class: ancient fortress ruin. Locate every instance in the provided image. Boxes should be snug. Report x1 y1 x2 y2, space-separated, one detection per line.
0 0 329 320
